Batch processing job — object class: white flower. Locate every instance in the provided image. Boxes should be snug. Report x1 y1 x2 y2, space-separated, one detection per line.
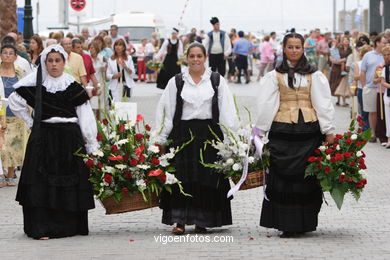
336 145 341 151
136 180 147 191
103 166 114 173
351 134 358 140
115 164 126 170
232 163 242 171
248 156 255 164
137 164 150 170
226 158 234 165
159 159 170 167
358 169 366 175
148 145 160 154
356 151 363 157
165 172 178 184
117 139 129 146
341 172 345 176
109 131 117 140
92 150 104 157
319 146 326 151
326 154 331 160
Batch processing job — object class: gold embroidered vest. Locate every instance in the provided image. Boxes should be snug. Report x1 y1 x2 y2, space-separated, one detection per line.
273 72 318 124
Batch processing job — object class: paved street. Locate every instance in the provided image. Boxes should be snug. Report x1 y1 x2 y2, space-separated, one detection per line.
0 79 390 260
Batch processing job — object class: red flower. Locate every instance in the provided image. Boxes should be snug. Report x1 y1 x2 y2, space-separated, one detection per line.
356 181 365 188
343 152 351 159
130 159 138 167
358 121 365 126
108 155 123 161
124 171 132 179
346 132 351 137
121 187 129 194
135 145 145 156
359 163 367 169
111 145 118 153
330 157 337 163
355 141 362 147
97 163 103 169
339 174 347 182
102 119 109 125
358 158 365 164
104 174 112 184
336 134 343 139
362 151 366 157
145 124 151 131
316 164 323 169
123 154 130 162
357 115 363 122
139 154 146 163
361 179 367 185
119 125 125 133
136 114 143 123
333 144 338 148
135 134 144 142
308 156 317 163
325 148 334 154
358 128 362 133
151 158 160 166
317 157 323 162
362 139 367 145
97 134 103 141
346 138 352 145
159 174 167 183
349 161 356 167
324 166 331 174
144 179 150 185
85 159 94 168
148 169 163 176
348 177 354 183
335 153 344 161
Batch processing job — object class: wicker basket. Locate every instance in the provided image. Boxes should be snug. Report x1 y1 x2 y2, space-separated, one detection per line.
100 192 159 215
232 170 265 190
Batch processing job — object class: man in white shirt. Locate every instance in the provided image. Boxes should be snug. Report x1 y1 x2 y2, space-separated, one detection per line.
109 24 125 47
202 17 232 76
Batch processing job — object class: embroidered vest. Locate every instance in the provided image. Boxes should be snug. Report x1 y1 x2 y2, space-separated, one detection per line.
273 72 318 124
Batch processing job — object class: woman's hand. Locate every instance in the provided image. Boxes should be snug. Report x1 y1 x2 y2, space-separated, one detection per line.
325 134 335 145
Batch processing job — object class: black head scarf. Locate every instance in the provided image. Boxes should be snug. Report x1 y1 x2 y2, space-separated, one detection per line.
275 33 317 88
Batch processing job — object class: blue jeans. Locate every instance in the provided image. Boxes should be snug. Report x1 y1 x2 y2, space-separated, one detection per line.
357 88 369 131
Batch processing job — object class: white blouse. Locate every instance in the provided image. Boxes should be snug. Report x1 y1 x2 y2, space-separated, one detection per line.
155 38 183 60
254 70 335 135
155 67 237 143
8 73 99 154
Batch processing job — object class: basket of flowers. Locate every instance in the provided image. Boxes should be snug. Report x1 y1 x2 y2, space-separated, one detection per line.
200 100 269 194
305 116 371 209
146 60 164 71
77 109 192 214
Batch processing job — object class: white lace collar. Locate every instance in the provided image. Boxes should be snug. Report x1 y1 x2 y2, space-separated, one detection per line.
13 72 76 93
180 67 215 106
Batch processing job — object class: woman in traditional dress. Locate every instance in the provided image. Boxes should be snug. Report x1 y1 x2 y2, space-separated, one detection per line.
8 44 98 239
155 28 183 89
156 42 237 235
0 44 27 187
254 33 335 238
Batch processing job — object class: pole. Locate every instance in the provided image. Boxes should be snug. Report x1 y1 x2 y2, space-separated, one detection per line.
36 0 39 33
380 0 385 32
23 0 34 46
333 0 337 33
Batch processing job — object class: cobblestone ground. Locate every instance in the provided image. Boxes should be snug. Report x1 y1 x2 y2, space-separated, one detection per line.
0 80 389 260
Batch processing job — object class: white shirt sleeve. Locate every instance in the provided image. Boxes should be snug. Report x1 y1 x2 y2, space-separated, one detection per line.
106 59 115 81
155 77 177 144
76 101 99 154
126 55 135 74
8 92 33 129
155 40 168 60
224 33 232 57
218 76 238 136
311 71 336 135
202 35 210 54
381 67 386 78
254 71 280 135
177 40 184 59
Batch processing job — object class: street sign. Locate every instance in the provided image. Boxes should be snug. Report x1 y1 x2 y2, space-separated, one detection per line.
70 0 86 12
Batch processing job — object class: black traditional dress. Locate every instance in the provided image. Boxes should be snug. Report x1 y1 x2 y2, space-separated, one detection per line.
156 39 182 89
156 68 237 228
255 70 335 233
9 72 97 239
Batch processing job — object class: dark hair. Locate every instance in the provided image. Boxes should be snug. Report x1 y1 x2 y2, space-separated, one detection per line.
1 44 17 55
370 31 378 37
374 35 385 48
46 49 66 62
111 38 127 60
186 42 206 57
30 34 44 54
238 31 244 38
1 36 16 46
71 38 82 47
275 33 317 88
270 32 276 36
110 24 118 30
358 35 370 46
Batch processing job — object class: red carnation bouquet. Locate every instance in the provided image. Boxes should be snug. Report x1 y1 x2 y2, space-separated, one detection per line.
305 116 372 209
77 109 192 204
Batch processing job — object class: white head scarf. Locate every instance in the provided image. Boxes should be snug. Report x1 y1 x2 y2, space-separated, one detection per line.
14 44 75 93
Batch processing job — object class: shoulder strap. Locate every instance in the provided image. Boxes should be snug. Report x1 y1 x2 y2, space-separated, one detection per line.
172 73 185 127
210 72 220 123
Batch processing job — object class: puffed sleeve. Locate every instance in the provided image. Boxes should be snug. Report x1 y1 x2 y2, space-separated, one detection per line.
254 70 280 136
224 33 232 57
155 77 177 144
177 40 184 59
311 71 336 134
8 92 33 129
76 101 99 154
218 76 238 133
155 40 168 60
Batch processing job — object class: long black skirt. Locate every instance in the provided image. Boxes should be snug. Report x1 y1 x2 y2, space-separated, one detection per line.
156 54 181 89
160 119 232 228
260 113 324 233
16 122 95 239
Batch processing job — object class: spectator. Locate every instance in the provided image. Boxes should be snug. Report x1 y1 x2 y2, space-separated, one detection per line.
256 35 274 81
233 31 252 84
1 36 32 76
61 37 88 87
29 34 44 66
109 24 125 47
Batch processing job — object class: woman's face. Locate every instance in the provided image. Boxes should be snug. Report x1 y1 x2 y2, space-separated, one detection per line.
342 38 350 47
30 39 38 51
114 43 125 55
284 38 303 64
45 52 65 78
89 46 97 57
187 47 206 73
383 51 390 63
0 47 17 64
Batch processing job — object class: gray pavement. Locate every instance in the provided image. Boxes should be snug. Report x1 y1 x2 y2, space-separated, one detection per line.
1 79 390 260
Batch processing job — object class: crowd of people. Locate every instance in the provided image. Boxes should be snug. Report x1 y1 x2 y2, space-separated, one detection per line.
0 15 390 240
